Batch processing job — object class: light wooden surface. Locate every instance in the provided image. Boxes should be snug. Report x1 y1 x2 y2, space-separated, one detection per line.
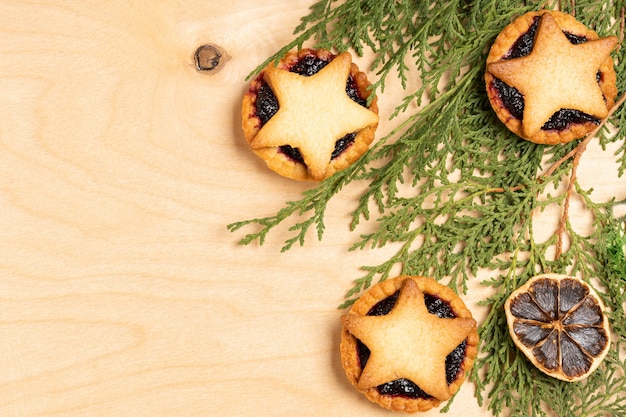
1 2 624 416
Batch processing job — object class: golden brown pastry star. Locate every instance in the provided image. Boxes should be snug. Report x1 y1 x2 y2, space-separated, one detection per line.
342 279 476 401
487 12 617 138
249 52 379 181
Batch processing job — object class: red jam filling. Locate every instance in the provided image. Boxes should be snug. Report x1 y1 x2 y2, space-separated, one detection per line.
492 16 601 131
254 53 367 164
356 290 468 399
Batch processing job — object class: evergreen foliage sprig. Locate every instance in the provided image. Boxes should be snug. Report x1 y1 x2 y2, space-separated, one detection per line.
227 0 626 415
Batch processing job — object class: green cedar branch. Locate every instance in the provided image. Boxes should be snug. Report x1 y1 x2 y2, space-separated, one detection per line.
228 1 626 415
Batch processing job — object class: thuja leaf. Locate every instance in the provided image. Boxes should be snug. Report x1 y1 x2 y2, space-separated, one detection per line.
229 1 626 416
598 211 626 339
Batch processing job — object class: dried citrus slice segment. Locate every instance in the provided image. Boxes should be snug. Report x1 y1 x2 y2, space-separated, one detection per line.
504 273 611 381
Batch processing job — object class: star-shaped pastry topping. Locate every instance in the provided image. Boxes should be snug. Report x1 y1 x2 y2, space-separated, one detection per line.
342 279 476 401
249 52 379 181
487 12 617 138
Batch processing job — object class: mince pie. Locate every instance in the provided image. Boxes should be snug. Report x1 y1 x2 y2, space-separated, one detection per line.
485 10 618 145
340 276 479 412
242 48 379 181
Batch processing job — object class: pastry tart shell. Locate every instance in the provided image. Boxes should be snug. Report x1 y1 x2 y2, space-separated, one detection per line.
242 48 378 181
485 10 617 145
340 276 479 413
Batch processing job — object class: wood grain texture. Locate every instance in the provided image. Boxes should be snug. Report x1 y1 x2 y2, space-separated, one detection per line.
0 1 624 416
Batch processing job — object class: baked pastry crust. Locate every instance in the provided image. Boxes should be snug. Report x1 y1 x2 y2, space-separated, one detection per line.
242 48 379 181
485 10 618 145
340 276 479 413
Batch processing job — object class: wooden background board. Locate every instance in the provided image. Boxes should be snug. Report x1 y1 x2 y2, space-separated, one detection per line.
0 1 624 416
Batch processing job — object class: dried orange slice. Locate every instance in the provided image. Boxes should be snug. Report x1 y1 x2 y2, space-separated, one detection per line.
504 273 611 381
